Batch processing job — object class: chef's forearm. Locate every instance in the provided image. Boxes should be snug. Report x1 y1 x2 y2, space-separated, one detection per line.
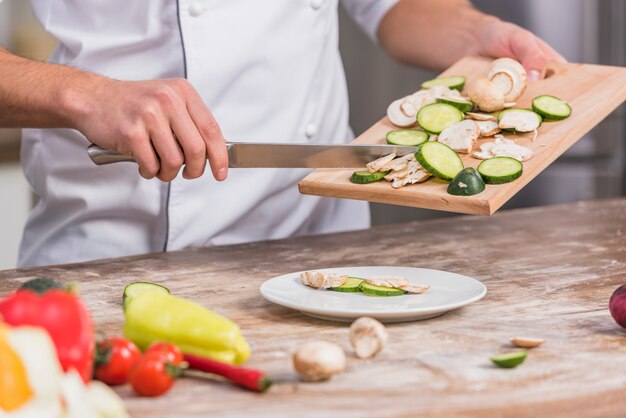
377 0 498 70
0 47 98 129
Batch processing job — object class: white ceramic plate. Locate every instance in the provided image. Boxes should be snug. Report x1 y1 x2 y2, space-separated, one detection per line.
260 266 486 323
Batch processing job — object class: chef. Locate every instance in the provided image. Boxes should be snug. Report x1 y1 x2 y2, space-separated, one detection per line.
0 0 563 267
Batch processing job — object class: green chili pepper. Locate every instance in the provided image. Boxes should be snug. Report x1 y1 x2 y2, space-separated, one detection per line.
123 291 250 365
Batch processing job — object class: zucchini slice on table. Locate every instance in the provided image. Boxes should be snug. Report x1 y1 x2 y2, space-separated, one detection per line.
386 129 429 146
436 97 474 113
421 76 466 91
447 167 485 196
350 170 389 184
417 103 465 135
123 281 171 309
359 282 407 297
532 95 572 121
477 157 523 184
416 141 464 181
330 277 364 293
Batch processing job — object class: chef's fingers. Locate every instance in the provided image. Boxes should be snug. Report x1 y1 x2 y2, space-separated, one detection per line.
508 30 550 80
181 83 228 181
170 112 207 180
132 139 161 179
535 36 567 65
149 120 185 182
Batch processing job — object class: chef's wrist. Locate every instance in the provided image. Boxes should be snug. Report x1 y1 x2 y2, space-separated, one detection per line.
56 69 110 131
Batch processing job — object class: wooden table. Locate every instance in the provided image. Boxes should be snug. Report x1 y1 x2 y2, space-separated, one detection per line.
1 198 625 418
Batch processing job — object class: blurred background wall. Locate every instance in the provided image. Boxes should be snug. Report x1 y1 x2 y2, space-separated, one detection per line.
0 0 624 269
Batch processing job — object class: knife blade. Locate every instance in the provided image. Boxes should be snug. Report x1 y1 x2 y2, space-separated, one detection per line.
87 142 419 168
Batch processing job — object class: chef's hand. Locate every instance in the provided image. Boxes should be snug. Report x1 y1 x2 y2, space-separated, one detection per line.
75 77 228 182
478 20 567 80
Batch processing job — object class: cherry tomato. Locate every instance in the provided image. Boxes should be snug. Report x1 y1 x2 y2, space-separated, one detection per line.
146 341 184 365
129 352 180 397
94 337 141 386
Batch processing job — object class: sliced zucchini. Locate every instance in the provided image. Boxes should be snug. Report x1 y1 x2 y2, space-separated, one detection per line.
490 350 528 369
436 97 474 113
415 141 464 181
447 168 485 196
477 157 523 184
532 95 571 121
350 170 389 184
123 282 170 309
386 129 428 146
421 76 466 91
359 282 407 297
417 103 465 135
330 277 364 293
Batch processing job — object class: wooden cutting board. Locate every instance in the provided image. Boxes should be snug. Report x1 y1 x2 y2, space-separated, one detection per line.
299 56 626 215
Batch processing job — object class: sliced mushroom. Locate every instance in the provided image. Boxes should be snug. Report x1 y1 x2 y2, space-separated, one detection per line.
380 153 416 172
466 112 497 122
391 169 430 188
385 160 419 181
476 120 500 137
387 98 418 128
397 283 431 294
467 78 506 112
300 271 348 289
498 110 541 132
472 137 533 162
488 58 527 102
366 277 409 288
437 120 480 154
366 153 396 173
510 337 544 349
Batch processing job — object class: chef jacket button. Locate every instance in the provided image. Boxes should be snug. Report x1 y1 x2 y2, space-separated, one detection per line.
189 2 205 17
310 0 324 10
305 123 318 138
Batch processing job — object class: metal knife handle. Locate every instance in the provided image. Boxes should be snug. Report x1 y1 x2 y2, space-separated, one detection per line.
87 144 136 165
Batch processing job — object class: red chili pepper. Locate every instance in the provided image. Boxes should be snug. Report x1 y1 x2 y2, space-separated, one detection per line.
0 289 94 382
184 353 272 392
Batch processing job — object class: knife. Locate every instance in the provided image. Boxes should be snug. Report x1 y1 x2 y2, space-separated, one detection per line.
87 142 419 168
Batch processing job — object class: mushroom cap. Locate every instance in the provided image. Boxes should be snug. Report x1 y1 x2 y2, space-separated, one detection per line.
488 58 527 102
467 78 506 113
293 341 346 382
387 98 418 128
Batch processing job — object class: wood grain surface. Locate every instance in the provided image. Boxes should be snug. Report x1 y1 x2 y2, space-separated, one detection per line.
1 199 626 417
299 57 626 215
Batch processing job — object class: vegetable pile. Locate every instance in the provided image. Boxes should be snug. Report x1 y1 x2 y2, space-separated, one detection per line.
351 58 573 196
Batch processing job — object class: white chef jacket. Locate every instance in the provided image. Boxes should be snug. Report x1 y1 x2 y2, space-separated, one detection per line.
18 0 398 267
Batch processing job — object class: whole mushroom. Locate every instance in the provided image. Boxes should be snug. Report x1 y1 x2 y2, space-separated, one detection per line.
293 341 346 382
467 78 505 113
349 317 388 359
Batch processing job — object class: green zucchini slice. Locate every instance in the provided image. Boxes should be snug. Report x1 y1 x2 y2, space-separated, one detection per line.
490 350 528 369
330 277 364 293
350 170 389 184
477 157 523 184
447 168 486 196
421 76 466 91
359 282 407 297
436 97 474 113
123 281 171 309
386 129 428 146
417 103 465 135
532 95 571 121
416 141 464 181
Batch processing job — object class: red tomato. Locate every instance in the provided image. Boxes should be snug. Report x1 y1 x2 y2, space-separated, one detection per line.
129 352 179 397
146 341 184 365
94 337 140 386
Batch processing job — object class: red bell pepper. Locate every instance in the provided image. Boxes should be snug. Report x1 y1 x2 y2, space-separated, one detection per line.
0 289 94 382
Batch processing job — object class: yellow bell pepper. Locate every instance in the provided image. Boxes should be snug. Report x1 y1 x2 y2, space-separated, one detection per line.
124 291 250 364
0 323 33 412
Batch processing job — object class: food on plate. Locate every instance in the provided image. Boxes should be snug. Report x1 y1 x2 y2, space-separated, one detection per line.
498 108 542 133
330 277 365 293
300 271 348 289
437 119 480 154
447 168 486 196
436 96 474 113
184 352 272 392
421 75 466 91
417 102 465 135
123 281 170 309
386 129 429 146
490 350 528 369
473 137 533 162
0 322 128 418
510 337 544 349
94 336 141 386
365 276 409 288
532 95 572 121
128 350 183 397
609 284 626 328
477 157 524 184
293 341 346 382
0 286 94 383
399 283 431 294
123 287 250 365
359 282 407 296
416 141 464 181
349 317 387 359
